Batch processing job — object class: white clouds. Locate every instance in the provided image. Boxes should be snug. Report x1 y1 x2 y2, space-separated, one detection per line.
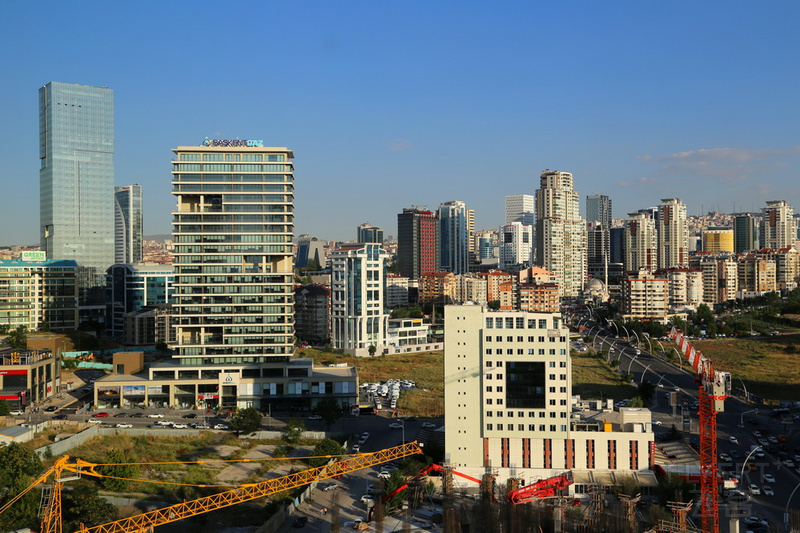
635 145 800 181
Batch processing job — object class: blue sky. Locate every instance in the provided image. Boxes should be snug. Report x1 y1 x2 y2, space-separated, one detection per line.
1 1 799 246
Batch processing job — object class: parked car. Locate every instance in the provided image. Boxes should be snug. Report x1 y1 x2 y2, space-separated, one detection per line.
377 470 391 480
44 406 58 412
213 424 229 430
321 482 339 492
360 495 374 505
293 516 308 528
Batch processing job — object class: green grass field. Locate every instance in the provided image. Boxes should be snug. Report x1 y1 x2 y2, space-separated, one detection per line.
691 334 800 402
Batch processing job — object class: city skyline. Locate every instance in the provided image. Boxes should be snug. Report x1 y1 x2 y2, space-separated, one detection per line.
2 2 800 247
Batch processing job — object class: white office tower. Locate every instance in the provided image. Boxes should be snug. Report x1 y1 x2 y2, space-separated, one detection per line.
330 243 389 353
535 171 586 297
657 198 689 269
761 200 796 249
624 212 658 273
505 194 535 226
498 222 533 272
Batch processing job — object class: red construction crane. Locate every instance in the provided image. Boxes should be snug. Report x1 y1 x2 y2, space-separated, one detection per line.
506 471 573 504
382 463 482 502
669 327 731 533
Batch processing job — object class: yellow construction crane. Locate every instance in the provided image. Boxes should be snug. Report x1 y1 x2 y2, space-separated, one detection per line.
2 441 424 533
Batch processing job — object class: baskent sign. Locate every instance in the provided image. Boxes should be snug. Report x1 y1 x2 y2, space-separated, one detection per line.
202 139 263 147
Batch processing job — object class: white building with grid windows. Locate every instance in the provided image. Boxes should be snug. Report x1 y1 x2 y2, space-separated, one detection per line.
444 305 656 490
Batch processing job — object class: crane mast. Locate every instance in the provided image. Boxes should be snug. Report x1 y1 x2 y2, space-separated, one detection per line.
669 327 731 533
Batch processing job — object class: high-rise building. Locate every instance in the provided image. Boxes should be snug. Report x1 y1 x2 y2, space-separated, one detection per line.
657 198 689 269
114 184 143 264
39 82 115 305
357 223 384 244
498 222 533 272
535 170 587 297
329 243 388 353
505 194 535 226
623 212 657 273
397 207 438 280
587 222 610 280
702 227 734 253
761 200 796 249
733 214 757 253
0 257 79 331
586 194 612 225
171 142 295 364
438 201 472 275
106 263 175 340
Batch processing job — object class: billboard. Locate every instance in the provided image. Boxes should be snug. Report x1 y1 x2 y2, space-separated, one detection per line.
21 251 46 262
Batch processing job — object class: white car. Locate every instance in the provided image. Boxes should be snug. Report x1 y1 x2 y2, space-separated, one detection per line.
421 422 437 429
87 418 102 424
214 423 229 430
389 423 403 429
763 486 774 496
9 410 24 416
377 470 391 480
352 444 361 453
322 482 339 492
147 413 164 418
729 435 739 444
115 423 132 428
748 484 761 496
360 495 374 505
171 423 188 429
763 473 776 483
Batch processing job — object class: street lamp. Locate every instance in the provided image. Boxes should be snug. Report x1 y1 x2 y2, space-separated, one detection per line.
740 445 762 484
632 330 641 348
740 408 758 428
642 333 653 354
640 363 653 385
784 481 800 531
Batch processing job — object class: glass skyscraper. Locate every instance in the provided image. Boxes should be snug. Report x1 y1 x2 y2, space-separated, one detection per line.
114 184 143 263
171 142 295 365
39 82 115 305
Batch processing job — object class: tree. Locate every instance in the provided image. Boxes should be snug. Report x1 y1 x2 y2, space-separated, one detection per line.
0 443 43 532
0 442 42 487
0 399 10 416
230 407 262 435
368 344 377 356
282 418 305 445
487 300 500 310
638 381 656 404
309 438 345 468
7 326 28 349
155 341 169 353
99 449 140 491
313 397 343 429
62 483 119 532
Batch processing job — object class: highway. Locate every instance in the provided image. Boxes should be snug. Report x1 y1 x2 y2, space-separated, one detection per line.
575 317 800 530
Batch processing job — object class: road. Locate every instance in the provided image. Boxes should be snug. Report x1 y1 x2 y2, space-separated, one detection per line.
576 318 800 530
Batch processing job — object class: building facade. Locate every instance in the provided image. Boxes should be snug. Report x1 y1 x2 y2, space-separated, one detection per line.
39 82 115 305
623 212 658 273
586 194 612 226
294 284 331 345
621 272 669 322
657 198 689 269
171 142 295 368
295 234 327 270
397 207 438 280
535 171 586 298
498 222 533 272
505 194 535 226
438 201 473 275
733 213 757 253
0 348 60 411
114 184 143 264
106 263 175 340
0 258 78 331
329 243 389 353
702 227 734 253
444 305 654 486
761 200 796 249
357 223 384 244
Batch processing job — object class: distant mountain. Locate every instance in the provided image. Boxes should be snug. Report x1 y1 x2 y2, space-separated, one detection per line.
144 234 172 242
